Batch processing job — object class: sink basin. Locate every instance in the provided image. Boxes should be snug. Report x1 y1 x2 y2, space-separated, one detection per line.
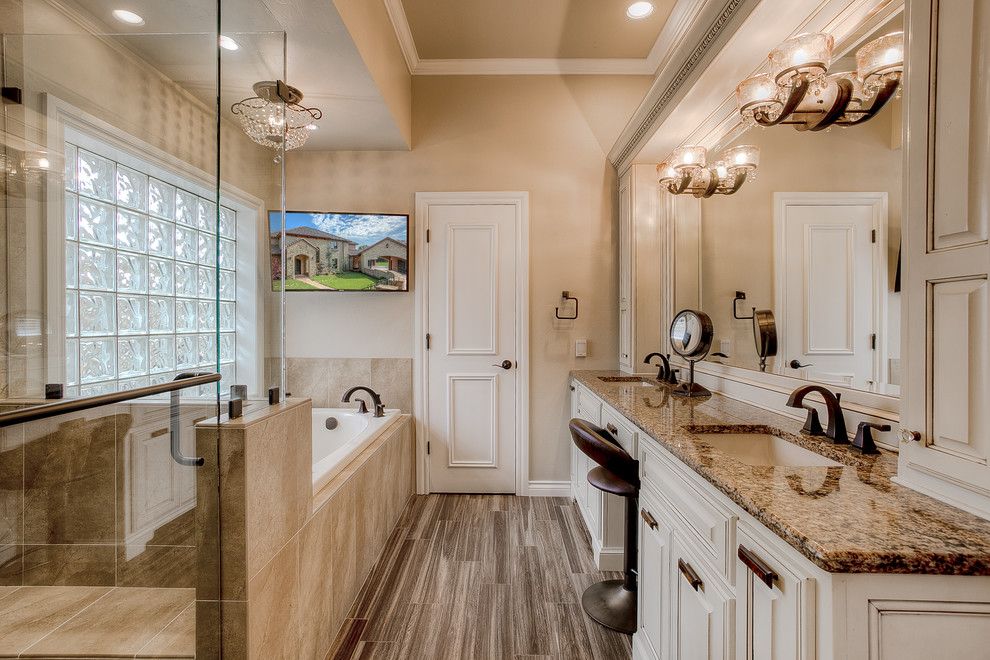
696 432 841 468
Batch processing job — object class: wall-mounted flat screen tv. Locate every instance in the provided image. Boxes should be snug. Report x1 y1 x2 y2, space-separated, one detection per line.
269 211 409 292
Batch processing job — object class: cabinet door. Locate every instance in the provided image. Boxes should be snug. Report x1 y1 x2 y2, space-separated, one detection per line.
619 173 633 370
734 526 813 660
638 493 672 660
671 533 733 660
901 0 990 514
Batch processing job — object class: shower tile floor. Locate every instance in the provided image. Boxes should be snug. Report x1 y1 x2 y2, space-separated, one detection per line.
327 494 633 660
0 585 194 658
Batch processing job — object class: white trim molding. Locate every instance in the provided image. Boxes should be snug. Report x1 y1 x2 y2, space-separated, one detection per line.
414 192 530 496
384 0 706 76
527 480 573 498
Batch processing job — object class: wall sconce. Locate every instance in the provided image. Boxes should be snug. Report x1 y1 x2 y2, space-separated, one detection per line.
657 144 759 197
736 31 903 132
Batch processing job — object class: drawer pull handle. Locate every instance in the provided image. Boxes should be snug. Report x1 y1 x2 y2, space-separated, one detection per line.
640 508 658 530
738 545 778 588
606 423 618 435
678 559 703 591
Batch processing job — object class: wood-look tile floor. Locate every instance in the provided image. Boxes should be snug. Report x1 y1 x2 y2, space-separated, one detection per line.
327 494 633 660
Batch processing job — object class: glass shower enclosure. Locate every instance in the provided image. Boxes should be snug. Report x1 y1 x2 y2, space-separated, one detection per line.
0 0 288 656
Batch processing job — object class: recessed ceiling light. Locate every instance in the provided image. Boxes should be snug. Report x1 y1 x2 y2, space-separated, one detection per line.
626 1 654 19
219 35 239 51
112 9 145 25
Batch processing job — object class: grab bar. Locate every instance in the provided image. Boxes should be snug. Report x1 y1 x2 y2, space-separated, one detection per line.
170 372 213 467
0 372 221 430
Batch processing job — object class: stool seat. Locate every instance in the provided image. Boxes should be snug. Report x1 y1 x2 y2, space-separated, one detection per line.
568 418 639 489
588 465 638 497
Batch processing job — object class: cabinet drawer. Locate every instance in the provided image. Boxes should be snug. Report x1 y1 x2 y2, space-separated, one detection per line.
601 406 638 456
575 386 602 426
641 444 734 579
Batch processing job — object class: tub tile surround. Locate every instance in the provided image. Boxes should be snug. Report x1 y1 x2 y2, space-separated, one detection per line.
284 357 413 413
196 397 415 658
571 370 990 575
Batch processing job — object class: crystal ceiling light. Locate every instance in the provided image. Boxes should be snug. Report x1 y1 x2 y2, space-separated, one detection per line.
736 31 903 131
231 81 322 156
657 145 760 197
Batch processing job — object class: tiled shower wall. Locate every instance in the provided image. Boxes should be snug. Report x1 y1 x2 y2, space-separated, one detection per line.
281 358 413 413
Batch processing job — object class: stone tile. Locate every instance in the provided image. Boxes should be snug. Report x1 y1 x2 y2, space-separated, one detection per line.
0 427 23 550
286 358 331 407
326 358 373 409
23 586 192 657
117 544 196 589
0 543 22 586
244 403 311 578
370 358 413 413
0 585 110 656
329 476 359 627
22 411 123 545
298 503 336 659
21 543 115 586
136 600 195 658
194 599 246 660
195 427 232 601
247 536 300 659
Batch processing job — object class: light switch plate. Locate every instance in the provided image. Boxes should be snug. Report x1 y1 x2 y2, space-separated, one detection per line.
575 338 588 358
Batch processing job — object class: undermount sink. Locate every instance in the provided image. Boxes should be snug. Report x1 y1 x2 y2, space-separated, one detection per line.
696 432 842 468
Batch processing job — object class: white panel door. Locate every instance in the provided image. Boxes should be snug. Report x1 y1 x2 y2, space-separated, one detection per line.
901 0 990 514
426 201 518 493
775 193 886 391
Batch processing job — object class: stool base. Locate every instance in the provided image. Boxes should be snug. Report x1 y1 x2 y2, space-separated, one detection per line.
582 579 636 634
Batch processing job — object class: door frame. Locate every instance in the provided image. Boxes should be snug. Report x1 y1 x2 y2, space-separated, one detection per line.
414 191 530 495
773 191 889 392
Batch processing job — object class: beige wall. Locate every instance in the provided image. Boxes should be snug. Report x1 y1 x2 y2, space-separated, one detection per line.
690 106 903 372
284 74 652 482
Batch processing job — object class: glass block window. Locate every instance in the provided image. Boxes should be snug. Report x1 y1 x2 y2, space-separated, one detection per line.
64 141 237 397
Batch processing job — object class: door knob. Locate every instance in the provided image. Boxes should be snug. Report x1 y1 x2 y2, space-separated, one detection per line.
492 360 513 370
789 359 813 369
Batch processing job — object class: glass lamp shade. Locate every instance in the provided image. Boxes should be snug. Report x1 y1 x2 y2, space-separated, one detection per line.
769 33 834 84
721 145 760 171
856 31 904 82
657 162 680 184
736 74 779 113
670 145 707 170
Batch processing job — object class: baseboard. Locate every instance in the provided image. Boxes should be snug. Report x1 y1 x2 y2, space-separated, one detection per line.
526 480 573 497
595 545 625 572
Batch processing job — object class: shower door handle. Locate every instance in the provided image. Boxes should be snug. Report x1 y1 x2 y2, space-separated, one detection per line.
170 373 208 467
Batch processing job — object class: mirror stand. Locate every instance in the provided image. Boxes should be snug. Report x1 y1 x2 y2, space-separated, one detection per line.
673 359 711 398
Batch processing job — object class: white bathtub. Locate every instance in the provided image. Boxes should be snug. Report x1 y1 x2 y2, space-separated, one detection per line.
312 407 400 493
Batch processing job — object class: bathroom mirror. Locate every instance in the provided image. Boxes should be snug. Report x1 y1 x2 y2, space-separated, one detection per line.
670 11 904 397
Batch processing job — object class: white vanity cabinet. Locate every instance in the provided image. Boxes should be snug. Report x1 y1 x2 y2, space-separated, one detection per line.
569 380 637 570
617 164 663 373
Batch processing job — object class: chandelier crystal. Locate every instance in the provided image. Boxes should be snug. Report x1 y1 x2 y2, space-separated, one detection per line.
231 81 322 152
736 31 903 131
657 144 759 198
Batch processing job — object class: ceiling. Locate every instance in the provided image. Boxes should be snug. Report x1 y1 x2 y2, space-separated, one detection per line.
48 0 409 150
401 0 674 60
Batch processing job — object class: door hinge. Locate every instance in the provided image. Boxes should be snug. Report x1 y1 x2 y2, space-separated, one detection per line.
871 229 876 243
870 333 877 350
426 229 431 243
426 441 431 455
425 333 431 350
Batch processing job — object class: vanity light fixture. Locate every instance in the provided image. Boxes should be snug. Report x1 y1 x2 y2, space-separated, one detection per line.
656 144 759 197
111 9 145 25
626 2 655 19
736 31 903 131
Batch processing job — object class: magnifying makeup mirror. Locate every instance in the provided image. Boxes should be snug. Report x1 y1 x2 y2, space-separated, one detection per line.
670 309 714 397
752 309 778 372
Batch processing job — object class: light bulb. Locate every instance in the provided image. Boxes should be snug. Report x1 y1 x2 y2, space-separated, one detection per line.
112 9 145 25
219 35 239 51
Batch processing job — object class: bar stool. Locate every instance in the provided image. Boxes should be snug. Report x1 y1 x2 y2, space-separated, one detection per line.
569 418 639 634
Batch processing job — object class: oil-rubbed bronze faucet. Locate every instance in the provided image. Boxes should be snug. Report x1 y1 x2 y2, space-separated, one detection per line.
643 352 670 381
786 384 848 444
342 385 385 417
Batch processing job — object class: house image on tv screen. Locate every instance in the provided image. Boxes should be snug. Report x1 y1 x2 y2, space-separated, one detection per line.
269 212 409 291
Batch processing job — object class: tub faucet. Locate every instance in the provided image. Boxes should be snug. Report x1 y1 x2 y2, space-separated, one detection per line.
342 386 385 417
786 384 848 444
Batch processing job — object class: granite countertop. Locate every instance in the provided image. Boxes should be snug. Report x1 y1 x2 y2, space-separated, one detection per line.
571 370 990 576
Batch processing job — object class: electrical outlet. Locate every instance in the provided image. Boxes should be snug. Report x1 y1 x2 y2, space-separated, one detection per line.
575 338 588 358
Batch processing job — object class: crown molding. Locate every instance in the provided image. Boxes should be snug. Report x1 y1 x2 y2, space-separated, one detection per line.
383 0 699 76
